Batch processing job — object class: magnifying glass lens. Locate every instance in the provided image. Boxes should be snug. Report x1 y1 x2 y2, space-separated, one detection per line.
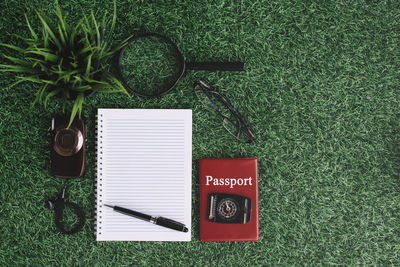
119 36 183 97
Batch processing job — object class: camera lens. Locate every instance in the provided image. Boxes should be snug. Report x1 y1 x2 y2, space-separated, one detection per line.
54 127 83 156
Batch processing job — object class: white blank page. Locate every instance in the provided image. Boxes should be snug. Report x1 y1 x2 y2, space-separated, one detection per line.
96 109 192 241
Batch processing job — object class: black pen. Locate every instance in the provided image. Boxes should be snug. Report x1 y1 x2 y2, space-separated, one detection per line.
104 204 189 232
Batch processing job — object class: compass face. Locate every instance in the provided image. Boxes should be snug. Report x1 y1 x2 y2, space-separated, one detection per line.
217 198 239 220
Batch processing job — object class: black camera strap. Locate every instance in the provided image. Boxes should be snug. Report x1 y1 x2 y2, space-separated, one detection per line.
46 185 85 235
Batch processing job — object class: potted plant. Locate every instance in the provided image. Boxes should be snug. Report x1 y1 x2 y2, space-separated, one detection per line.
0 1 131 127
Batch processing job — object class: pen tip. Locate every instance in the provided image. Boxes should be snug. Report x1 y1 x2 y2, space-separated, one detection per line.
104 204 113 209
183 227 189 232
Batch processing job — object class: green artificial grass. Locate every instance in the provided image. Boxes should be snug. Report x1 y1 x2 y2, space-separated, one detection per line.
120 35 182 96
0 0 399 265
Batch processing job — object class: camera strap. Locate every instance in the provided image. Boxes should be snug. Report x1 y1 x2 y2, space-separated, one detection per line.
46 185 85 235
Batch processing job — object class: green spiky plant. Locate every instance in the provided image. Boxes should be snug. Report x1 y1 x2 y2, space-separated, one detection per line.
0 1 131 127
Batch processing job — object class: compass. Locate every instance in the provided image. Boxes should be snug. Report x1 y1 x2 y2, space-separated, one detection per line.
217 198 239 220
207 193 251 224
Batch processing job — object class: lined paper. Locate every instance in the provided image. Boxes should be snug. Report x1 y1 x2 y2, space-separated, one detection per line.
96 109 192 241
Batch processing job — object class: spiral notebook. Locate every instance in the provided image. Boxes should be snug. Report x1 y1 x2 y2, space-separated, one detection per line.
96 109 192 241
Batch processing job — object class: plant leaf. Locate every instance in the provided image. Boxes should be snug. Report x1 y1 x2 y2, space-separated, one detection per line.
104 71 128 95
36 62 50 72
25 14 38 41
73 85 91 91
0 43 25 52
68 92 84 128
38 82 49 102
43 28 49 48
10 77 27 88
0 64 37 73
24 50 58 62
57 57 63 72
98 40 108 58
85 53 92 76
3 55 31 66
70 18 83 47
101 11 109 40
55 0 68 41
104 0 116 43
91 11 101 48
44 88 61 108
31 90 41 108
82 76 108 85
51 69 78 76
36 11 62 49
11 34 36 45
53 69 79 84
88 64 106 76
69 60 78 68
78 41 96 55
16 75 56 85
111 0 117 35
58 23 66 47
100 35 133 59
29 47 53 52
31 83 48 107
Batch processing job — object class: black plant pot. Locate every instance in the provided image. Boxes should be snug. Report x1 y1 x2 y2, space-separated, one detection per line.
69 90 96 99
54 89 95 101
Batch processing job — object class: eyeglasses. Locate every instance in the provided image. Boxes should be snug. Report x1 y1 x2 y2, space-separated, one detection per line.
194 79 256 143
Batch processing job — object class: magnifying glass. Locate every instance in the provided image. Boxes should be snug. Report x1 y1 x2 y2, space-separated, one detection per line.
117 33 244 98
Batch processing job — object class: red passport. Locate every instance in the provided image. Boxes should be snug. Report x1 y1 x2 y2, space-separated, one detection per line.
199 158 259 241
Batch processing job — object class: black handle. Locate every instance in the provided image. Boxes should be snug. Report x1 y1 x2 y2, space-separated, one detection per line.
156 217 188 232
186 62 244 71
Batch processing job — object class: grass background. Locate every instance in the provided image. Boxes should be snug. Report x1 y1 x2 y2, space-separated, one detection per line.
0 0 399 265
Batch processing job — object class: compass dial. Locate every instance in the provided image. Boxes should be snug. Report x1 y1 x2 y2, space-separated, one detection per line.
217 198 239 220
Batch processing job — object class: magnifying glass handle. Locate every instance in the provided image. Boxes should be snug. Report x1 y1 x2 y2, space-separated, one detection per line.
186 62 244 71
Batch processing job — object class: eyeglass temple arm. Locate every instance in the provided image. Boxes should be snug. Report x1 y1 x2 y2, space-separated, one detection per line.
186 62 244 71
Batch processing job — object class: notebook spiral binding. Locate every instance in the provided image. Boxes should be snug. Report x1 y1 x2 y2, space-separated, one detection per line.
95 113 103 236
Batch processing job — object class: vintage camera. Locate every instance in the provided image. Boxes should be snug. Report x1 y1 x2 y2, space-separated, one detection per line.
51 115 86 178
